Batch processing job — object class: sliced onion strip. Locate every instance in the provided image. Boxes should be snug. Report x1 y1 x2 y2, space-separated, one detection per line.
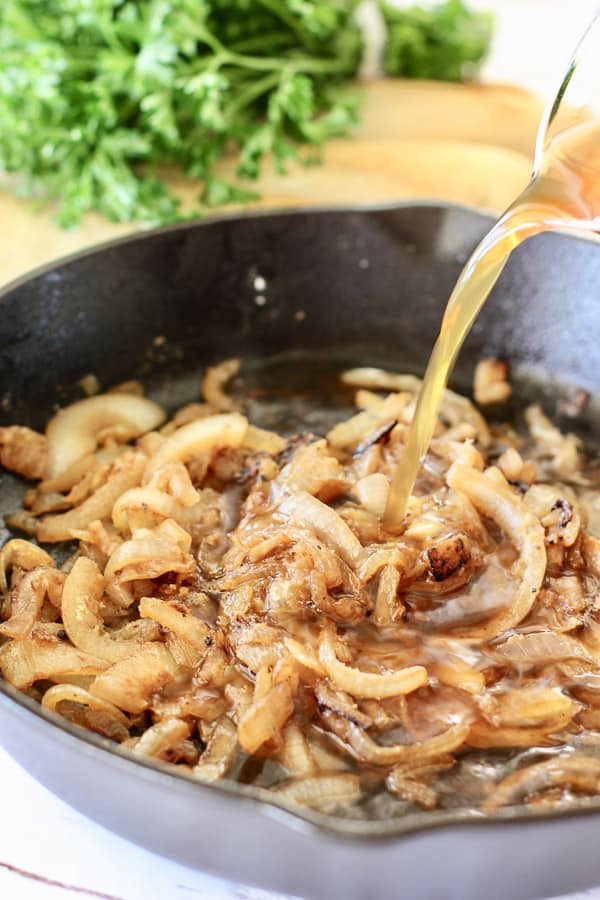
274 774 361 811
61 557 141 662
345 720 470 766
280 491 366 569
446 464 546 639
132 717 191 759
0 567 65 640
319 628 427 699
483 755 600 811
46 394 165 478
146 413 247 474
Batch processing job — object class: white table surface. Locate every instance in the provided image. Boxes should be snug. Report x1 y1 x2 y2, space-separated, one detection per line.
3 2 600 898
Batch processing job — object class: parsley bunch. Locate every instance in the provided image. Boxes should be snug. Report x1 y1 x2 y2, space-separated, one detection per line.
381 0 492 82
0 1 362 226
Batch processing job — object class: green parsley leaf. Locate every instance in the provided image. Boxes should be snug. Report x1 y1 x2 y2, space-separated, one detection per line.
380 0 493 82
0 0 362 226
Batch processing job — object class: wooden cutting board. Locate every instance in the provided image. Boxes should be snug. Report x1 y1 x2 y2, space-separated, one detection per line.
0 79 544 288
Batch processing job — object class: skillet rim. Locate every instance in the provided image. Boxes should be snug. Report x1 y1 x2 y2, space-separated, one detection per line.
2 200 600 843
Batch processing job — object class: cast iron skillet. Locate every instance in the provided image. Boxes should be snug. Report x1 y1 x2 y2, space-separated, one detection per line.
1 203 600 900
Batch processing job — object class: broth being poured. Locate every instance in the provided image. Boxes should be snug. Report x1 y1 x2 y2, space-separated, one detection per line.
385 118 600 529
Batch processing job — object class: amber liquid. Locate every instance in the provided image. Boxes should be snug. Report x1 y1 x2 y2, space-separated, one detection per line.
384 121 600 529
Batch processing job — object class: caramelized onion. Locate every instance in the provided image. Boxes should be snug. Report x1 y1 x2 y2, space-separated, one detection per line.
274 774 361 811
238 681 294 754
201 358 240 411
0 539 54 592
38 450 146 542
193 717 238 782
446 464 546 639
0 637 108 689
132 717 191 759
493 632 593 666
345 720 470 766
354 473 390 519
61 557 142 662
279 722 316 777
41 683 129 728
483 755 600 811
5 356 600 817
46 394 165 478
319 628 427 699
146 413 247 473
0 567 64 640
139 596 209 651
90 643 178 714
280 492 367 569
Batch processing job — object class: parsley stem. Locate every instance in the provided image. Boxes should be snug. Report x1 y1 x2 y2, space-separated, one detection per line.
223 49 352 75
227 72 281 117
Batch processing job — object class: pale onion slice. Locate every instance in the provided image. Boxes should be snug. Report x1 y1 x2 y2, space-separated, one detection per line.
359 547 412 583
201 358 240 411
0 638 108 690
46 394 165 478
341 368 422 393
144 461 200 507
112 486 200 533
354 473 390 518
467 720 567 750
41 683 129 727
146 413 248 474
493 631 594 666
430 659 485 695
279 722 316 777
104 518 194 607
0 567 64 640
340 368 491 444
237 680 294 755
193 717 238 782
132 717 191 759
345 720 470 766
491 687 579 728
274 774 361 811
0 426 48 479
243 424 287 455
482 756 600 812
37 450 146 543
445 464 546 640
37 453 96 495
373 564 402 626
90 643 178 714
280 491 367 569
319 627 427 699
284 637 326 676
0 540 54 592
385 772 437 809
327 393 410 450
61 557 142 663
139 596 209 650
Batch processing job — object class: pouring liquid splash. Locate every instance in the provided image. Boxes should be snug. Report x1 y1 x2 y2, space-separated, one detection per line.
384 116 600 529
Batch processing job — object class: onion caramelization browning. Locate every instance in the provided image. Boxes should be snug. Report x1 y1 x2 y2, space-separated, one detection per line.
1 358 600 818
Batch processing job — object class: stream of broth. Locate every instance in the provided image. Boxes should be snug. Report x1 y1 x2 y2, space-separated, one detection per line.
384 120 600 529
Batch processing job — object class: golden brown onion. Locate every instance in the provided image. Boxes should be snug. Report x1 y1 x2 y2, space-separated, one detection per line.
146 413 247 474
446 464 546 639
46 394 165 478
90 643 178 714
319 627 428 699
0 567 64 640
61 557 142 662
